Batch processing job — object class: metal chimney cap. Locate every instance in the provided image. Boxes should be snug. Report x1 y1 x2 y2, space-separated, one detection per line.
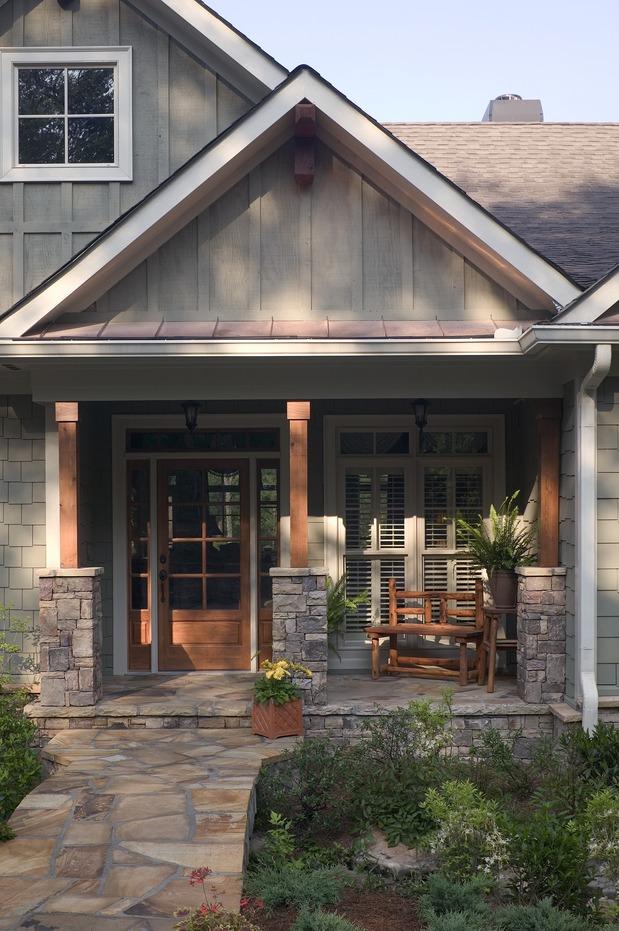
482 95 543 122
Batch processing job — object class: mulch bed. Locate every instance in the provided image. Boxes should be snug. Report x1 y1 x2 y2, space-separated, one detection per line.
249 888 422 930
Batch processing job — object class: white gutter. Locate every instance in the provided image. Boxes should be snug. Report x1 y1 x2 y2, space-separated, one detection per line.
576 344 612 731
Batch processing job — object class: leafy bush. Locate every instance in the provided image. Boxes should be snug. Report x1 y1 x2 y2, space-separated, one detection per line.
469 728 532 801
419 873 492 919
583 788 619 886
0 689 40 840
422 780 508 882
326 573 369 657
257 811 296 866
174 912 259 931
565 722 619 789
257 738 354 836
495 898 597 931
355 762 435 847
508 806 593 914
244 863 348 912
424 913 489 931
291 909 362 931
360 693 454 771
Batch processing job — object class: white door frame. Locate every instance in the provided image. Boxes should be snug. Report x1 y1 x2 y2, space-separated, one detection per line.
111 413 288 675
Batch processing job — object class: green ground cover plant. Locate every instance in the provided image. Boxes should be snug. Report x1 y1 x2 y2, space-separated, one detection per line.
0 689 41 841
251 694 619 928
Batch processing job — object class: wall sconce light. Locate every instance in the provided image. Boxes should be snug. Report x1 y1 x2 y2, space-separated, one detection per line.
413 398 429 444
181 400 200 434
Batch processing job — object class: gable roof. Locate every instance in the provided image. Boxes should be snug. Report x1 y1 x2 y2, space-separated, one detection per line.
386 122 619 290
0 67 581 340
0 0 288 99
549 259 619 325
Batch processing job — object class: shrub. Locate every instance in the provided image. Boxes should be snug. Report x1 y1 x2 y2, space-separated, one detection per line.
566 722 619 789
469 728 532 801
424 913 489 931
419 872 492 919
508 806 593 914
422 780 508 882
355 762 435 847
583 788 619 887
174 912 260 931
257 811 296 866
0 689 41 840
496 898 595 931
244 863 348 912
360 693 454 771
291 909 362 931
256 739 353 836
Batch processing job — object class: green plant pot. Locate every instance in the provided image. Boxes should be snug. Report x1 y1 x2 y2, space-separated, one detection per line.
489 569 517 608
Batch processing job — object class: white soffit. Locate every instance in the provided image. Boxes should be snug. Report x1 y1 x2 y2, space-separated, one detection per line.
0 68 581 339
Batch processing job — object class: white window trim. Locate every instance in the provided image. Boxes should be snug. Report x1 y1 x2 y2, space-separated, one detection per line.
110 413 288 675
0 47 132 182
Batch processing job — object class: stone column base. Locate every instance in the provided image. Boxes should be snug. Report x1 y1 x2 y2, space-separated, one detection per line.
270 567 328 706
516 566 567 703
38 568 104 708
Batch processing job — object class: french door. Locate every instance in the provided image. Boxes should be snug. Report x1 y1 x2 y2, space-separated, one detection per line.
156 460 250 670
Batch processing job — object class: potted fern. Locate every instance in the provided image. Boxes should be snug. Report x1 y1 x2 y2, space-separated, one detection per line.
251 658 312 739
457 491 536 608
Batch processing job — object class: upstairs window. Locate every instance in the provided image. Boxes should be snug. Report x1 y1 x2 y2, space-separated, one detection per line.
1 48 132 181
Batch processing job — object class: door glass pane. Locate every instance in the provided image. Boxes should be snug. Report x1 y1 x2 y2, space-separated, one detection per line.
131 577 147 610
424 467 449 548
172 505 201 538
168 470 202 502
170 577 202 609
169 542 202 574
207 541 240 574
378 472 405 548
207 577 240 610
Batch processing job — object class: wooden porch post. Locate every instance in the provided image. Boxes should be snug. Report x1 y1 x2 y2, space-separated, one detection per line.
537 399 561 567
55 402 80 569
287 401 310 568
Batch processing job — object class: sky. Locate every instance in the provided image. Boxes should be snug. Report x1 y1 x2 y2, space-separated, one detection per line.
213 0 619 123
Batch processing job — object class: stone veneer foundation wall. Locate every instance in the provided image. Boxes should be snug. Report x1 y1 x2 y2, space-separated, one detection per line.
0 395 46 684
38 568 104 708
517 566 567 704
270 567 328 705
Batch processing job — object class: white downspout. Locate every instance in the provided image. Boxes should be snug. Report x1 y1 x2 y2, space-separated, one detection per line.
576 344 612 731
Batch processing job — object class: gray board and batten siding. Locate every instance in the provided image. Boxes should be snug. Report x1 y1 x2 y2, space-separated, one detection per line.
54 139 536 327
0 0 252 312
597 378 619 696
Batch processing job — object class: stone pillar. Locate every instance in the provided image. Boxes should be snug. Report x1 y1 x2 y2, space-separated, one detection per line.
38 568 104 708
270 567 328 706
516 566 567 703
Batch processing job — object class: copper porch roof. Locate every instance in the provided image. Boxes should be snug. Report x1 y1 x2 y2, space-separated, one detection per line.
385 122 619 290
27 318 538 340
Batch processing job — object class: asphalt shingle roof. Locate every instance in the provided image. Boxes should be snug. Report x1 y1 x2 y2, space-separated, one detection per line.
384 122 619 289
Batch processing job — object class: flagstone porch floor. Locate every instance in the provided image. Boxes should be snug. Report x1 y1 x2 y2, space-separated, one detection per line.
91 670 531 717
0 728 297 930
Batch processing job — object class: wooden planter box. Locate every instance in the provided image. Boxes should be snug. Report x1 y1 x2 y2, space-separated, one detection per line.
251 697 304 739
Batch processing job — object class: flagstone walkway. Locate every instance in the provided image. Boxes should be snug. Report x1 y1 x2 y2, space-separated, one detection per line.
0 728 296 930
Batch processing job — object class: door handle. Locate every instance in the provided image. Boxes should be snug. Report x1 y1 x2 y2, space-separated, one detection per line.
159 569 168 603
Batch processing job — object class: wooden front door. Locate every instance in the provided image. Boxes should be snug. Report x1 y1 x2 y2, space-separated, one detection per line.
157 459 250 670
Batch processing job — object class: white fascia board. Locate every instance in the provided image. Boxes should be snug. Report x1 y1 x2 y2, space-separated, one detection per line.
553 267 619 325
0 338 524 359
137 0 287 99
0 69 579 338
519 325 619 353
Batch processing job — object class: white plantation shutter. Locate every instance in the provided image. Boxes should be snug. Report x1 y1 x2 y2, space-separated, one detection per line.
422 464 484 598
343 467 407 637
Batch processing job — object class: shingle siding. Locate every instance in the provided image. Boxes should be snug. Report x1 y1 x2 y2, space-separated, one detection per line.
597 378 619 694
0 395 45 683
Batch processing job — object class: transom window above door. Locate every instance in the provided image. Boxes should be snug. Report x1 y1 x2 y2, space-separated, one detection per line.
0 48 132 181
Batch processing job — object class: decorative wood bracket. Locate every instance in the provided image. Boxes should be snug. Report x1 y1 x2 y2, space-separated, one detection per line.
294 103 316 188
